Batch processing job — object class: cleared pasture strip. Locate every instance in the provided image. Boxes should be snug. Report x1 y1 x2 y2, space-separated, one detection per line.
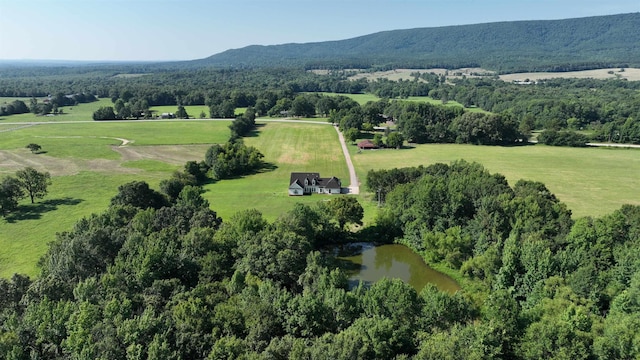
0 120 231 152
202 121 350 221
150 105 210 118
351 143 640 218
0 98 113 123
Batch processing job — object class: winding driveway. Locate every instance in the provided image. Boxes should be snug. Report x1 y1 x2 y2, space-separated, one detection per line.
333 125 360 194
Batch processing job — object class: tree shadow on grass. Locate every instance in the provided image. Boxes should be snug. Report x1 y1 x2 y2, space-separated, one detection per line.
241 123 266 138
5 197 84 223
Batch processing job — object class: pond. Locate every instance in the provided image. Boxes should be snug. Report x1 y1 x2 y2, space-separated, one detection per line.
336 243 460 293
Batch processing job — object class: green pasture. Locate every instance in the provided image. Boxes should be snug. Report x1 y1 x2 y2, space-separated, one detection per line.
202 121 349 221
0 98 113 123
3 117 639 278
0 120 231 155
0 171 168 278
150 105 210 118
350 142 640 218
315 92 487 112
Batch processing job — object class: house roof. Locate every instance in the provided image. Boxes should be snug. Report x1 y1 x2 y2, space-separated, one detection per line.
289 172 340 189
358 139 378 149
324 176 341 189
290 172 321 187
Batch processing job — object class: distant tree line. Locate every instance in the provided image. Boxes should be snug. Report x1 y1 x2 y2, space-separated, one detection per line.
3 65 639 144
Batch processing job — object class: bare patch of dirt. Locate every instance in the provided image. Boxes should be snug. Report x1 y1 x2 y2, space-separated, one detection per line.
0 149 80 176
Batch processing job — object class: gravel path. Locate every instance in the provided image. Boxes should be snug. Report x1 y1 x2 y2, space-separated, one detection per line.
334 125 360 194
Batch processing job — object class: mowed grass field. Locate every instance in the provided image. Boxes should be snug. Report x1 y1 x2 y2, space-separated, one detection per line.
201 121 350 221
350 142 640 219
1 114 639 278
0 98 113 123
0 120 232 277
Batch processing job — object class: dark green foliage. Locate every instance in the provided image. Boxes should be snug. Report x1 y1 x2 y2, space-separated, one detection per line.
15 166 51 204
110 181 168 209
450 112 521 145
344 127 359 144
538 129 589 147
0 99 29 116
228 107 256 139
237 227 312 288
0 176 24 216
203 141 264 180
92 106 117 120
25 143 42 154
325 196 364 230
175 104 189 119
394 101 464 143
3 136 640 359
385 131 404 148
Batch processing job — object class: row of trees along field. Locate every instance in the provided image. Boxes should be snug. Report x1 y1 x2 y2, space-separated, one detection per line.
0 93 96 117
2 160 640 359
2 67 639 143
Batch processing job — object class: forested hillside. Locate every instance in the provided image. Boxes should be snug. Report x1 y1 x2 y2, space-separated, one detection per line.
197 13 640 71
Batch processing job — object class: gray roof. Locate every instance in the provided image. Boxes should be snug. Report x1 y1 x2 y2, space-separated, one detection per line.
289 172 340 189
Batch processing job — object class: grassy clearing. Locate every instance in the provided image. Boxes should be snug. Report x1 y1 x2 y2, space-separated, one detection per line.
150 105 210 118
316 92 487 112
0 171 168 278
202 122 349 221
499 68 640 82
3 117 638 278
0 121 231 153
351 143 640 218
0 98 113 123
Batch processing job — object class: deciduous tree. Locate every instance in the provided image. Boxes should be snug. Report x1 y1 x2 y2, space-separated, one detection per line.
16 167 51 204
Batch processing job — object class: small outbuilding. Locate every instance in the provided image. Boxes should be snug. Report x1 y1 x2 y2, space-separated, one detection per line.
357 139 378 150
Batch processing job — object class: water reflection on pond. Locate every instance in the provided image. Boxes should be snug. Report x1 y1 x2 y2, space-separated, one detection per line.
336 243 460 293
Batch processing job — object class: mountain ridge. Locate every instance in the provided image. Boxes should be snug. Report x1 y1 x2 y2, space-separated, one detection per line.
193 12 640 72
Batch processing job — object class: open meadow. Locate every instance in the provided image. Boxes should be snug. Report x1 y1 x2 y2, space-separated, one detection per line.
350 141 640 219
202 121 349 220
2 110 640 278
0 119 232 277
0 98 113 123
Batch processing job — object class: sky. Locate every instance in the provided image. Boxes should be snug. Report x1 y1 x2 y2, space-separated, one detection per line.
0 0 638 62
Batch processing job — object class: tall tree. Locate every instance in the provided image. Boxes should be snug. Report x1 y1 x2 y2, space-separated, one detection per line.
0 176 25 215
326 197 364 229
15 167 51 204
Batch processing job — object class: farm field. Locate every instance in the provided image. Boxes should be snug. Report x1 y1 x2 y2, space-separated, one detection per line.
344 67 640 82
0 120 348 277
316 92 483 112
150 105 210 118
0 98 113 123
2 117 640 278
350 142 640 219
202 121 350 221
0 120 232 277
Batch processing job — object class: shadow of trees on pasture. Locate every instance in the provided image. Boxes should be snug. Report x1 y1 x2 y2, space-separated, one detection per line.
5 197 84 223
